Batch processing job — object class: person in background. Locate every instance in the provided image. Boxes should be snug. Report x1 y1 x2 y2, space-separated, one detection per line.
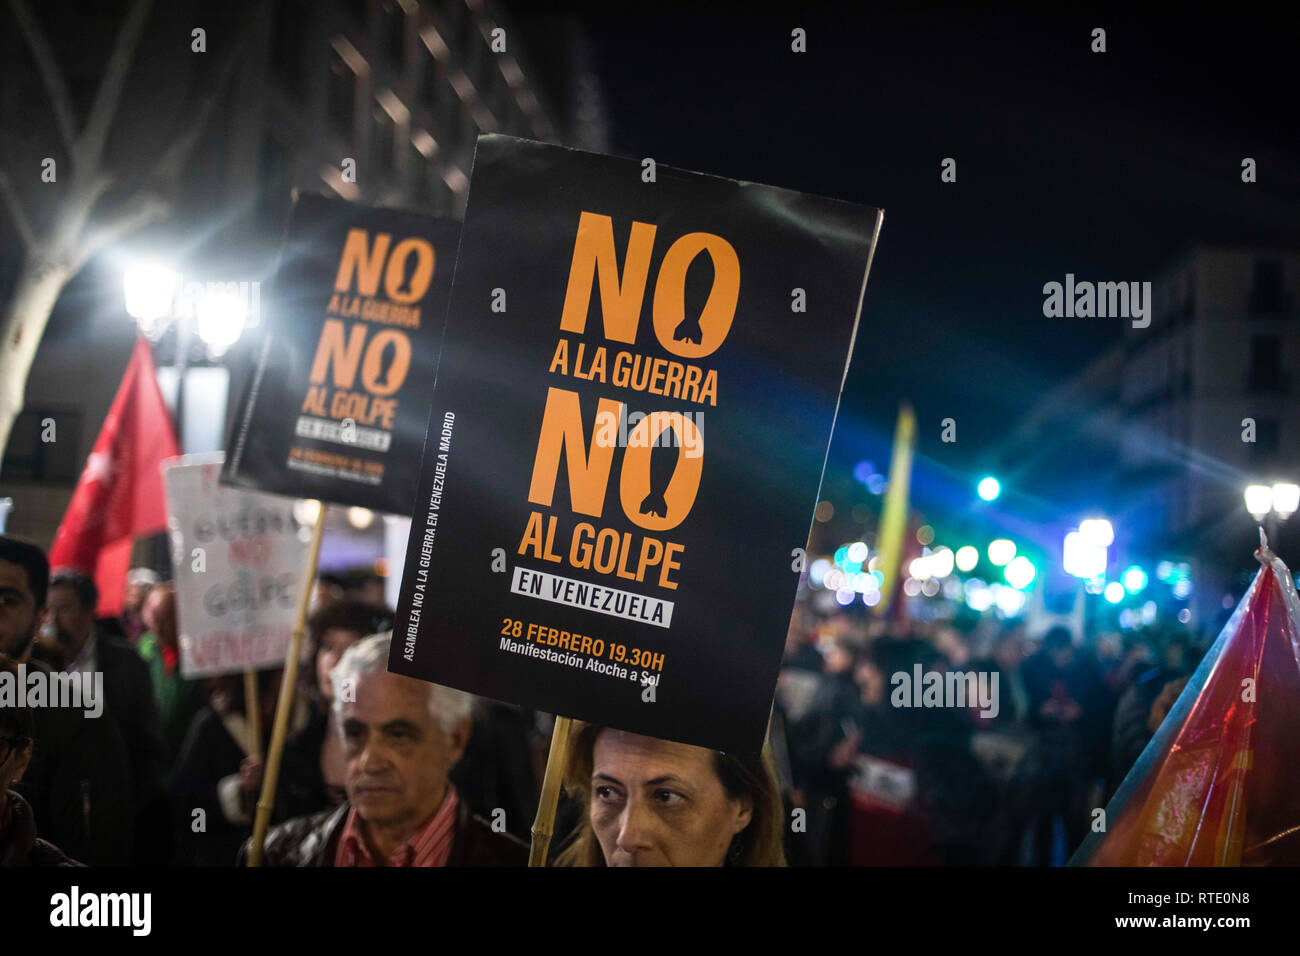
0 536 135 865
136 582 204 765
1021 626 1111 864
250 633 526 866
311 574 346 613
1110 631 1193 789
554 722 786 867
277 599 393 822
449 699 540 842
0 658 81 867
782 604 824 673
45 569 171 864
358 573 387 607
172 670 282 866
784 633 863 865
967 623 1030 726
121 568 160 645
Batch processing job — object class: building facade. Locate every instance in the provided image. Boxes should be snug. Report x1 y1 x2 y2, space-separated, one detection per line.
0 0 607 556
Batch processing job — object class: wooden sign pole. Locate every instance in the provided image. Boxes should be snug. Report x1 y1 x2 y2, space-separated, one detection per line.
243 669 262 761
528 715 573 867
246 502 326 867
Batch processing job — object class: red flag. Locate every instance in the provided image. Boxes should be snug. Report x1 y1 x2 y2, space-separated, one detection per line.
50 336 179 617
1072 537 1300 865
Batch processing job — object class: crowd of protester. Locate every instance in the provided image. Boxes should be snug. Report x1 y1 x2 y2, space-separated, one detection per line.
773 602 1198 866
0 532 1197 867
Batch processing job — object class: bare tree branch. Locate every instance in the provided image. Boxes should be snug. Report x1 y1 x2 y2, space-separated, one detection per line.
71 194 169 273
146 38 247 188
0 169 36 249
7 0 79 155
76 0 155 171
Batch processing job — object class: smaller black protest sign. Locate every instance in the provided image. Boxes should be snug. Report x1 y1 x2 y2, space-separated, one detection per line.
222 194 459 515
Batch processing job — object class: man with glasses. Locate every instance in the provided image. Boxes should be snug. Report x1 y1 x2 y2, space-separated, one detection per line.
0 657 80 866
0 535 134 864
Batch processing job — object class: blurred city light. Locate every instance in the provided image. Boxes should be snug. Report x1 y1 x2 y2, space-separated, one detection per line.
1121 565 1149 593
347 506 374 529
1063 530 1107 578
955 545 979 572
293 499 321 527
1078 518 1114 547
1244 484 1273 521
809 559 831 587
992 584 1026 615
977 476 1001 501
835 587 855 605
916 524 935 546
195 288 248 356
1103 581 1125 603
965 579 993 612
929 546 955 578
988 539 1016 566
1004 555 1037 590
1272 482 1300 519
853 460 875 484
847 541 869 563
123 261 180 324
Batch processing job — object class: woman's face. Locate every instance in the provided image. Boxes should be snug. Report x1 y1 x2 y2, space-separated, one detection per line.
589 730 752 867
317 628 363 702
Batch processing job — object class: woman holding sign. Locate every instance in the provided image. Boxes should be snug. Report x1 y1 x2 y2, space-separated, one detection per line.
554 722 785 866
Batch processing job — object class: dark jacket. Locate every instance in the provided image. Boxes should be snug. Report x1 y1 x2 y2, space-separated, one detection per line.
1 790 82 867
243 796 528 867
277 708 347 823
97 632 169 801
97 632 172 864
172 705 256 867
18 665 137 865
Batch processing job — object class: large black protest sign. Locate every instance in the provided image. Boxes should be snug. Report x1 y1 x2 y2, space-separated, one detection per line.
391 135 882 754
222 194 459 515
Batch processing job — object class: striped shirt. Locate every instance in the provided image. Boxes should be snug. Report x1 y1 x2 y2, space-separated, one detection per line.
334 787 459 867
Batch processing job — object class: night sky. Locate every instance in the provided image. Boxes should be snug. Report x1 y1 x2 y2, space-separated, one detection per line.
509 4 1299 511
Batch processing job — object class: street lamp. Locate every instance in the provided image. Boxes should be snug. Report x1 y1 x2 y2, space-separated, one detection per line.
1245 482 1299 541
1272 482 1300 519
123 260 248 451
1244 484 1273 522
123 262 180 337
195 289 248 358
